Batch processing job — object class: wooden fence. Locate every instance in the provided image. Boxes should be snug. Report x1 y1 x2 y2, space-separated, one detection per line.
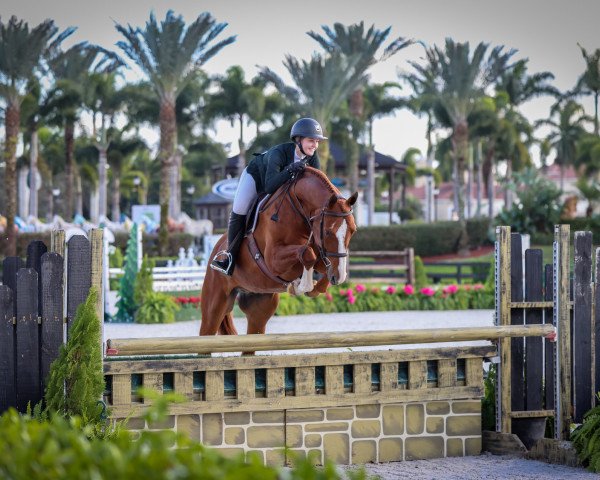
349 249 415 285
0 230 103 413
496 225 600 441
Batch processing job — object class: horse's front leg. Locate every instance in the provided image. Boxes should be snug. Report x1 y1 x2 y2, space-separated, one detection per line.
305 274 330 298
271 244 317 295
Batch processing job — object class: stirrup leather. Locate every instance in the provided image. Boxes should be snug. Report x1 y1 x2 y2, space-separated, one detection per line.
210 250 233 275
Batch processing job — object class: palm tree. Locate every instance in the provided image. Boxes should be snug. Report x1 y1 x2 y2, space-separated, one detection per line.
259 52 367 173
203 66 264 175
84 71 126 221
0 16 74 255
116 10 235 254
539 99 590 191
44 42 120 219
411 39 516 251
308 22 412 193
574 44 600 135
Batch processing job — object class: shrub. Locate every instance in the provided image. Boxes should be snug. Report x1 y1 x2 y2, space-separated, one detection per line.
572 392 600 473
276 282 493 315
133 256 154 306
0 394 361 480
496 168 562 235
44 289 104 422
113 232 194 257
414 256 428 289
349 219 491 258
135 291 180 324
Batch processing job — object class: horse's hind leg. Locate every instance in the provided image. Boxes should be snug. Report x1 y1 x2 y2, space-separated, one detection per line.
200 268 238 336
238 293 280 335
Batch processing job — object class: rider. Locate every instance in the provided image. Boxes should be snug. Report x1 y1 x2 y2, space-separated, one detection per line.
210 117 327 276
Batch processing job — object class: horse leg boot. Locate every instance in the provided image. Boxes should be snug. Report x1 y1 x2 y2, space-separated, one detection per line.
210 212 246 276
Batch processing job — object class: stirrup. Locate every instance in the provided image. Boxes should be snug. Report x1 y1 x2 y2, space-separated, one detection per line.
210 250 233 275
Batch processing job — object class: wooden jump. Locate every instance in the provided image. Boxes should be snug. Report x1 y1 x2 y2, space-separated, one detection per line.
105 324 555 356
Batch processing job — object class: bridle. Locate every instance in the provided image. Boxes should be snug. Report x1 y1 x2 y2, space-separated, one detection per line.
286 180 353 280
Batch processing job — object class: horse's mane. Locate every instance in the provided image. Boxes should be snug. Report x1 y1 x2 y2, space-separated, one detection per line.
303 166 339 196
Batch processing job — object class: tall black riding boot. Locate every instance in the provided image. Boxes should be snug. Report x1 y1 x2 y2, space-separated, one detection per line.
210 212 247 276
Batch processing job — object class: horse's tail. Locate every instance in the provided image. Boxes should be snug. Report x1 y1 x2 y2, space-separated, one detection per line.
219 314 238 335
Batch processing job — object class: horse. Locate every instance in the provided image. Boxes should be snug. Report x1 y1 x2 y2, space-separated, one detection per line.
200 166 358 338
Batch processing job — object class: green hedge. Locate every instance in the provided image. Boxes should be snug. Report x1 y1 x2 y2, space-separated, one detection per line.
349 218 492 257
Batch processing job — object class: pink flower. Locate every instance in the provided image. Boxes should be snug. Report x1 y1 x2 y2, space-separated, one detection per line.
346 288 355 297
442 284 458 294
473 283 484 291
325 292 333 302
356 284 366 293
348 295 356 305
385 285 396 294
420 287 436 297
403 284 414 295
339 289 346 296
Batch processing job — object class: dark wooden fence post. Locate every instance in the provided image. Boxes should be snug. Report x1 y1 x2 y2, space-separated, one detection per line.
0 286 15 411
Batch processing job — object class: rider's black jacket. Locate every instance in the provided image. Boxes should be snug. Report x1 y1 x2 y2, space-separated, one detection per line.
246 142 321 194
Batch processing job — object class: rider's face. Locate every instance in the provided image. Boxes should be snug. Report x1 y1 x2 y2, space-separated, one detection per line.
300 137 319 156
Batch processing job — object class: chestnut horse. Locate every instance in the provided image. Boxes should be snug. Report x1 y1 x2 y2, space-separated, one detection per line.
200 167 357 337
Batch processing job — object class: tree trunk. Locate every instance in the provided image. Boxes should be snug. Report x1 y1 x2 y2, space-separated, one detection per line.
452 121 469 255
168 150 182 219
29 129 39 219
238 114 246 177
159 96 177 256
476 141 483 217
75 171 83 217
97 143 108 220
483 145 495 218
111 174 120 222
505 159 514 209
348 138 359 195
64 120 75 220
3 102 19 256
366 148 375 226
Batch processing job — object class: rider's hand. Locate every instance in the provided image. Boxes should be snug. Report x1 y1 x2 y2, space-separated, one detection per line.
287 162 306 175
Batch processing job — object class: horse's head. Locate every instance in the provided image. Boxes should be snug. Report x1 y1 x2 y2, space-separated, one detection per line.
309 191 358 285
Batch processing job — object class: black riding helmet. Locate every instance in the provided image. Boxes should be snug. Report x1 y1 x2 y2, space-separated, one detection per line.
290 118 327 158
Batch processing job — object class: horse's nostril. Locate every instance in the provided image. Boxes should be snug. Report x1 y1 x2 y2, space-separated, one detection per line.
331 276 337 285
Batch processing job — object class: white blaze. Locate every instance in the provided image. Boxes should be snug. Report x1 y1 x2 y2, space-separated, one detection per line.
335 219 348 283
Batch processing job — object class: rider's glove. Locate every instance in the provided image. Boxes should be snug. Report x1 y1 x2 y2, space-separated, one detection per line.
287 162 306 175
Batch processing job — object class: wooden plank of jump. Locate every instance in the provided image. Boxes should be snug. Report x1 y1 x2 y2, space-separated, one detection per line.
555 224 571 440
496 226 512 433
15 268 40 412
40 253 64 393
66 235 91 334
573 232 593 422
525 249 543 413
106 324 555 357
544 263 555 411
0 285 15 412
510 233 525 416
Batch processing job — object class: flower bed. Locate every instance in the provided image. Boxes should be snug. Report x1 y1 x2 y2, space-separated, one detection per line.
173 295 201 322
275 283 494 316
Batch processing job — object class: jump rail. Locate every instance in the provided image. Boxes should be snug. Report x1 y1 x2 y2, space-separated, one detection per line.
106 324 555 356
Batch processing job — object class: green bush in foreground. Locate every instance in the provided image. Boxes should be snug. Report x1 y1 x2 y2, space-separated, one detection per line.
572 392 600 473
0 392 369 480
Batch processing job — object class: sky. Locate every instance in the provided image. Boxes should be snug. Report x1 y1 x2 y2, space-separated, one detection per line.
3 0 600 163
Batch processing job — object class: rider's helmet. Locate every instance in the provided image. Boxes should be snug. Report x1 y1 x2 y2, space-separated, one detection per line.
290 118 328 141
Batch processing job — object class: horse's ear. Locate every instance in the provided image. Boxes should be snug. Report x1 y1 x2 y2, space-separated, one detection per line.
328 194 338 209
347 192 359 207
